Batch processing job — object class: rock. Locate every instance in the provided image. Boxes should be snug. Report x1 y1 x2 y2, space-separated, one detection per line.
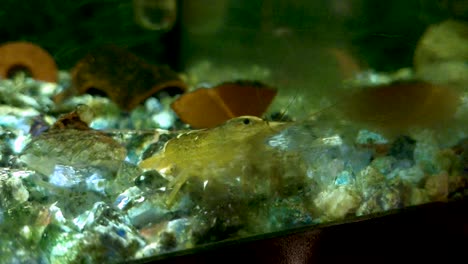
20 129 126 176
314 186 361 220
425 172 449 201
414 19 468 89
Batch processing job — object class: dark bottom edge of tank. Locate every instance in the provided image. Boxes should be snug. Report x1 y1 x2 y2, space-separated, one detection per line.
130 198 467 264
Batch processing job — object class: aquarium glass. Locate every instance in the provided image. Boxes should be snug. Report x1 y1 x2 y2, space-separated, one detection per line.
0 0 467 263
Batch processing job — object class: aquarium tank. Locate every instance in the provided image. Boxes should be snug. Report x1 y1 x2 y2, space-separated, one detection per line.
0 0 467 263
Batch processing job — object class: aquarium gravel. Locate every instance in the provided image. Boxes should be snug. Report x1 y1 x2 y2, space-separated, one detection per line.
0 69 466 264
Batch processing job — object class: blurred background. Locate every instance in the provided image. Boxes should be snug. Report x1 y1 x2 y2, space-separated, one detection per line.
1 0 465 117
0 0 457 68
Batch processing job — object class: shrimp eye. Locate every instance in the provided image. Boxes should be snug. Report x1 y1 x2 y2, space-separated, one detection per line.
242 118 251 125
